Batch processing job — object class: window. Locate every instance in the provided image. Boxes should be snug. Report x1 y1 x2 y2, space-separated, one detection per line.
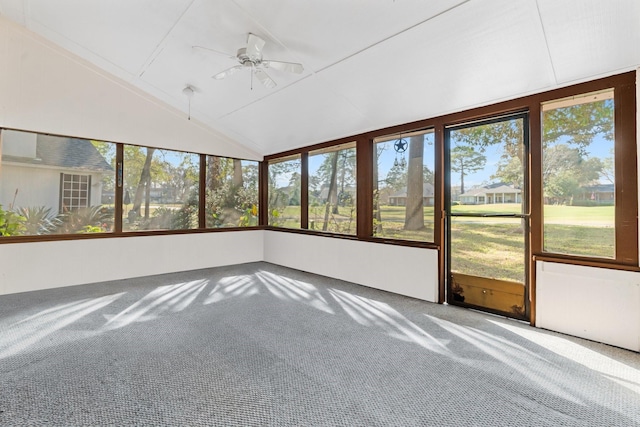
267 155 301 228
60 174 91 211
205 156 259 228
0 129 115 236
122 146 199 231
373 129 436 242
308 142 356 234
542 89 615 258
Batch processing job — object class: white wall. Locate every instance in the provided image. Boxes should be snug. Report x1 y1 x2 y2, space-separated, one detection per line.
0 230 264 295
536 261 640 352
0 16 258 160
263 231 439 302
0 163 61 210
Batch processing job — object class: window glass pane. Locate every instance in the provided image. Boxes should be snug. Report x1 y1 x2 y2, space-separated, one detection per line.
268 155 301 228
122 146 199 231
0 129 115 236
542 89 615 258
373 129 435 242
205 157 259 227
308 142 356 234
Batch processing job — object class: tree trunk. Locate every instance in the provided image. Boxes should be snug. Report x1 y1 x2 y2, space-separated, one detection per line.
460 164 465 195
373 149 383 234
335 152 347 214
323 152 339 231
207 157 222 190
232 159 243 188
144 173 151 219
131 148 155 216
404 136 424 230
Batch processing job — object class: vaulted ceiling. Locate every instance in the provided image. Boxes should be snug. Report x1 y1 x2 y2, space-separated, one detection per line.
0 0 638 156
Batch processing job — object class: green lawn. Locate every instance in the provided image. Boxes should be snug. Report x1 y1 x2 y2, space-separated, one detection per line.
379 203 615 281
271 203 615 281
543 204 614 225
450 220 524 282
452 203 614 225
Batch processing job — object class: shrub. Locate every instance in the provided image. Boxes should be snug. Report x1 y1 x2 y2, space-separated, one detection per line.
14 206 61 235
0 204 26 236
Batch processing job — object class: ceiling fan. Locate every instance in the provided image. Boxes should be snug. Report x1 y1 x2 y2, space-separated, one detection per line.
211 33 304 89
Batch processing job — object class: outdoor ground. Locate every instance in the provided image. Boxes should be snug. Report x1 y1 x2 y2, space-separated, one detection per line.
276 203 615 282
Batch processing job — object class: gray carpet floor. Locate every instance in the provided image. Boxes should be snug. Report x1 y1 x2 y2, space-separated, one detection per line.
1 262 639 426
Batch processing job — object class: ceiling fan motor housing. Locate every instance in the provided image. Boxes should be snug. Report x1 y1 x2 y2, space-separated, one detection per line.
237 47 261 67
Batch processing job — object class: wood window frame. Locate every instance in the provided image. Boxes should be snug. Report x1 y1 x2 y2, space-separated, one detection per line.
531 72 638 267
1 71 635 267
263 71 637 272
0 129 262 243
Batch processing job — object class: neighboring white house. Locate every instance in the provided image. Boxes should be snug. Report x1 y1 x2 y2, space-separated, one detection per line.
388 183 435 206
0 130 112 213
458 183 521 204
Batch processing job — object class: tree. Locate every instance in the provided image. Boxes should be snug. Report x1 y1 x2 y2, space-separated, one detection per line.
233 159 243 188
492 156 523 189
543 99 614 148
385 162 407 191
600 149 615 185
267 159 299 225
322 152 339 230
206 158 258 227
543 144 602 204
373 146 384 234
450 145 486 194
91 141 116 193
405 136 425 230
131 147 155 218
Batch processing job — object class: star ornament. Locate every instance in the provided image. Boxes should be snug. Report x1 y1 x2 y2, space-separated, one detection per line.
394 138 408 153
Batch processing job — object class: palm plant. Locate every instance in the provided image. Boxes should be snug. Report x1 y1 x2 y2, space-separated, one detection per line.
14 206 62 235
57 206 111 234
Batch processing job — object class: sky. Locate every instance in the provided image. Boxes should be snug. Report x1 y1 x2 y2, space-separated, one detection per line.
271 127 613 190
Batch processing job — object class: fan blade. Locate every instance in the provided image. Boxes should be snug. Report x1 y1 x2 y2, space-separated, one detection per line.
213 65 243 80
246 33 266 59
254 68 277 89
263 60 304 74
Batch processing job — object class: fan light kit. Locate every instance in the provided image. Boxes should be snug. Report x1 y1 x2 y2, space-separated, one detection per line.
212 33 304 89
182 85 195 120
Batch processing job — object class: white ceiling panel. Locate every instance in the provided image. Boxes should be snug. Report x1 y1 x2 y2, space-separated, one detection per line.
233 0 469 72
537 0 640 83
219 75 374 154
24 0 193 77
318 0 555 128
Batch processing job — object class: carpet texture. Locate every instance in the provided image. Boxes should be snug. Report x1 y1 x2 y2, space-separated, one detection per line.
1 262 639 426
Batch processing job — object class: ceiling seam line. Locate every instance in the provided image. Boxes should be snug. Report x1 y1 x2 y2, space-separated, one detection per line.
314 0 472 75
137 0 198 78
534 0 558 85
215 74 315 120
